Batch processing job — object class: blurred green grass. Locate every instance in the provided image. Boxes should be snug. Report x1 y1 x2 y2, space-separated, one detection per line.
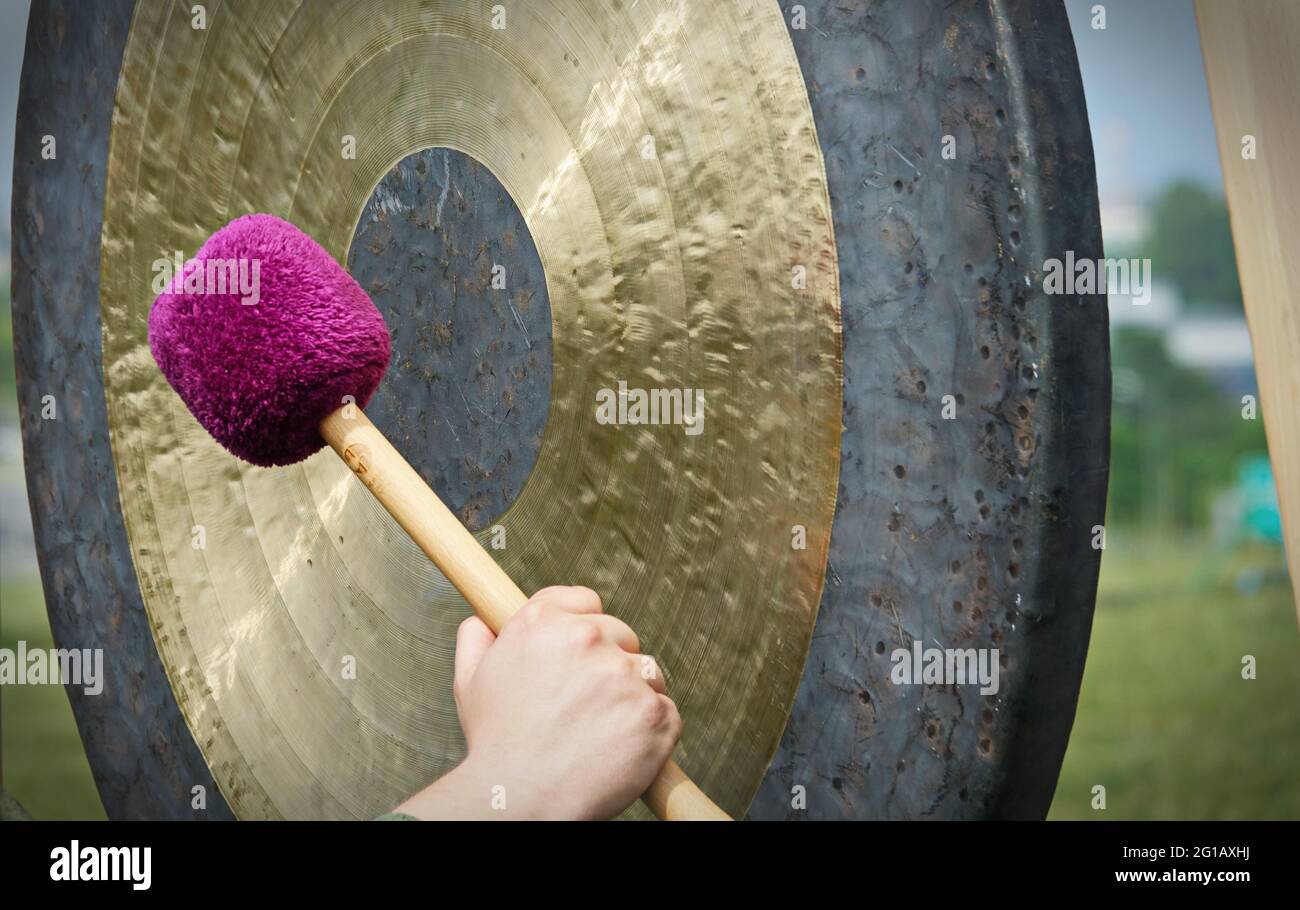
1049 533 1300 819
1 576 107 820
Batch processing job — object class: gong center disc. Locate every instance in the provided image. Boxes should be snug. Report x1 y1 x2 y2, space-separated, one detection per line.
348 147 553 532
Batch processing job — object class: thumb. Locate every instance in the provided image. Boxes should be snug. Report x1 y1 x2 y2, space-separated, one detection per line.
453 615 496 714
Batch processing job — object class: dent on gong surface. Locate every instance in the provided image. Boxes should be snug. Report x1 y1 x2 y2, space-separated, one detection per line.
99 0 840 819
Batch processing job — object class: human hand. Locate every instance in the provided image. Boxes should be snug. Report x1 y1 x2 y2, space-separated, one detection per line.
397 585 681 820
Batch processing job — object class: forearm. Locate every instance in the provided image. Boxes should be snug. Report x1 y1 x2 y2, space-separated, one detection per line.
388 758 550 821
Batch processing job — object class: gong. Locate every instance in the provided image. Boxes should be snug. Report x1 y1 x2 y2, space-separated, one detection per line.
12 0 1107 820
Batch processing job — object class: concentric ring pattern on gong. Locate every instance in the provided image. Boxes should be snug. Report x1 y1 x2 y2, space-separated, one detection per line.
98 0 841 819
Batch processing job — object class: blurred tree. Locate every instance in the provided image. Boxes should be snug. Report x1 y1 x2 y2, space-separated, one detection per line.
1139 180 1242 310
1109 327 1267 528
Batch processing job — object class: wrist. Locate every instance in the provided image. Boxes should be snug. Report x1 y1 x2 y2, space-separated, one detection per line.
452 752 557 820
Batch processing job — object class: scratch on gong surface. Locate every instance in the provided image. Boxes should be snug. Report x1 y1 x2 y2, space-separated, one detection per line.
508 300 532 349
434 153 451 227
887 142 920 175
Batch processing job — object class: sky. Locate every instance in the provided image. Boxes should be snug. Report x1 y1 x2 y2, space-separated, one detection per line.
1 1 29 251
0 0 1224 256
1064 0 1224 198
0 0 29 253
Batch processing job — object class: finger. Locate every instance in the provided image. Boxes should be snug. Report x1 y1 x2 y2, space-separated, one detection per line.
531 585 603 615
591 614 639 653
633 654 667 694
660 695 684 744
452 616 496 711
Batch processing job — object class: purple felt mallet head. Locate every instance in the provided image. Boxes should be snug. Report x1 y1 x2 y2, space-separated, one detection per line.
148 214 391 467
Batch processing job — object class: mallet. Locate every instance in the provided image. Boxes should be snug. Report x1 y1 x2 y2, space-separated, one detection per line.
148 213 729 821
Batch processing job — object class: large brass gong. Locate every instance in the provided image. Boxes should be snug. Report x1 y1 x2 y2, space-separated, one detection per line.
97 0 841 819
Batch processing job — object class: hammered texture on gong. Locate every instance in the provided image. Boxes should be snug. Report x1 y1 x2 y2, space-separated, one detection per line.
98 0 841 820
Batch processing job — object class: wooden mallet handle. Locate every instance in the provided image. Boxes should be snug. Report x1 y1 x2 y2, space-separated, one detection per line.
319 406 730 821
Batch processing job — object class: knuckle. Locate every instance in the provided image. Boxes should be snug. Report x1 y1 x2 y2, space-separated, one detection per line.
640 692 670 728
578 587 604 613
623 626 641 654
600 653 630 684
569 620 603 650
666 699 683 737
529 585 566 604
558 585 602 613
519 599 549 625
650 695 681 744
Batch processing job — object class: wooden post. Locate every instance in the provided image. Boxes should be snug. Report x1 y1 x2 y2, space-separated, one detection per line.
1197 0 1300 621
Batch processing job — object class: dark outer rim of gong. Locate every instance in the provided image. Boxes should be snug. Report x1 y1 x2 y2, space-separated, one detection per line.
749 0 1109 819
11 0 234 819
12 0 1108 820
